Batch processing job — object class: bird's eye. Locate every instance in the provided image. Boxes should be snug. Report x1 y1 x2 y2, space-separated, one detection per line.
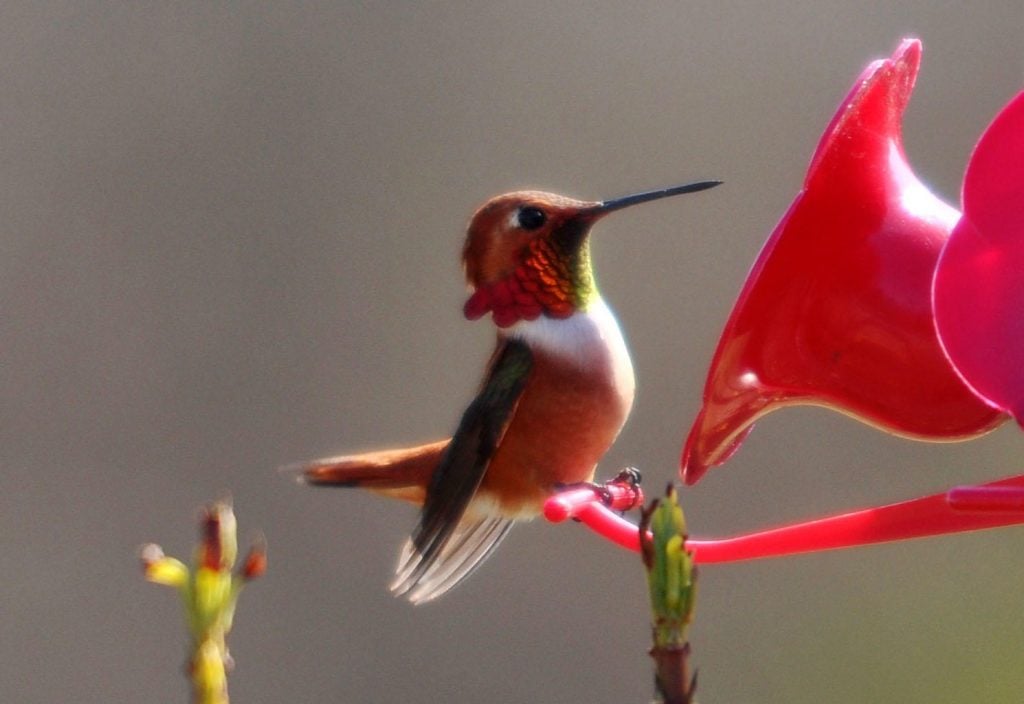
516 206 547 231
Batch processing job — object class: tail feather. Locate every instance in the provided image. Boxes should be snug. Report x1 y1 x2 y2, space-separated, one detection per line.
296 439 449 505
295 437 513 602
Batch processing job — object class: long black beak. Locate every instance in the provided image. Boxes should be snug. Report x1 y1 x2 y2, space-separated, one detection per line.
587 179 722 217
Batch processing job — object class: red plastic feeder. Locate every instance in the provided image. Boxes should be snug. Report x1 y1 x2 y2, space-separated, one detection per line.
933 91 1024 423
682 39 1004 484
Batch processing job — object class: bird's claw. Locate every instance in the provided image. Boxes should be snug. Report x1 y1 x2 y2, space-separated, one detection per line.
604 467 644 511
611 467 642 489
555 467 644 512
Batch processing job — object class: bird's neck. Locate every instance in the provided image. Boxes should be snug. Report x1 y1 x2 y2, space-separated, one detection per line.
548 233 597 311
464 239 598 327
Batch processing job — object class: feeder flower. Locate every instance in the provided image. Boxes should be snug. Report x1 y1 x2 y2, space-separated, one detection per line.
933 91 1024 422
682 39 1004 485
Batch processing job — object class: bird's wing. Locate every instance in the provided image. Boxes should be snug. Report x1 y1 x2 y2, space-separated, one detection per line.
391 337 533 603
391 514 513 604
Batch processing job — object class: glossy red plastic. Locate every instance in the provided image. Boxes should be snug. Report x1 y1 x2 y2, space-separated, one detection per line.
947 485 1024 512
544 492 646 552
933 91 1024 423
542 481 645 523
681 39 1004 484
546 474 1024 561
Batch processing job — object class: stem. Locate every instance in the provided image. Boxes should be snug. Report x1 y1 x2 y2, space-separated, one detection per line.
641 488 698 704
650 643 696 704
191 637 229 704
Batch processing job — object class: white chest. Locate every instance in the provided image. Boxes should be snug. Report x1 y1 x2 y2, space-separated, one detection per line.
504 298 636 405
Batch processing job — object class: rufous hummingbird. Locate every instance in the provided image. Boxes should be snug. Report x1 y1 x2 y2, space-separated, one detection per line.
298 180 720 603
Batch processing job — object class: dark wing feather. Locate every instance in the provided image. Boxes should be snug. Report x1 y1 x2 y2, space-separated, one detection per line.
391 515 513 604
390 337 532 601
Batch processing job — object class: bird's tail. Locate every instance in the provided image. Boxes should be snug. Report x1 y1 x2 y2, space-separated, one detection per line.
294 439 449 505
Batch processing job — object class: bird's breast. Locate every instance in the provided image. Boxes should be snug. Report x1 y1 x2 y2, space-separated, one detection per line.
477 298 635 516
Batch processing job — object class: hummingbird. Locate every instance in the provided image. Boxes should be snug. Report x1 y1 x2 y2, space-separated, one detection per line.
298 179 720 603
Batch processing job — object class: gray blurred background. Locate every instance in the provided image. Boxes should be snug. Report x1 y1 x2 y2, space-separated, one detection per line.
2 2 1023 702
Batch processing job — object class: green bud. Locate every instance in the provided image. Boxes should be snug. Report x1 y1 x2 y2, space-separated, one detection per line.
641 484 696 649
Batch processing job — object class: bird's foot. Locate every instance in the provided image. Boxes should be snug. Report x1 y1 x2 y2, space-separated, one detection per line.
609 467 642 490
556 468 644 512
